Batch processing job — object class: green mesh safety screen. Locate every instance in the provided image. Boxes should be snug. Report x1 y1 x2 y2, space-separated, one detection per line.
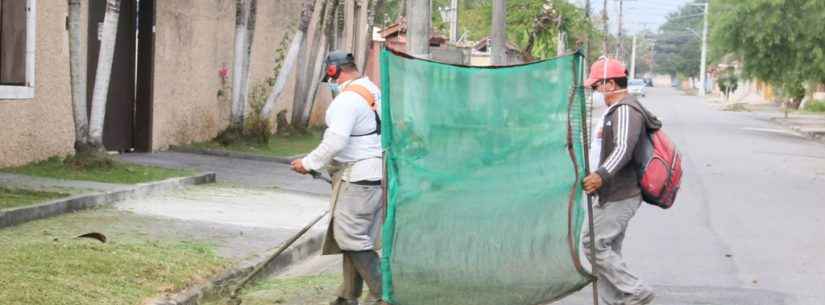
379 49 592 305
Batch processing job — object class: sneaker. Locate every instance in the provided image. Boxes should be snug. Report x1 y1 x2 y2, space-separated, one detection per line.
626 287 655 305
329 297 359 305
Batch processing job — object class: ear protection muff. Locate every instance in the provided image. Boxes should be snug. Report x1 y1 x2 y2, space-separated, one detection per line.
326 64 341 80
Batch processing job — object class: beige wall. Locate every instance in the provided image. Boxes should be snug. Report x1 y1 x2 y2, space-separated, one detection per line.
0 3 80 167
152 0 305 150
1 0 320 165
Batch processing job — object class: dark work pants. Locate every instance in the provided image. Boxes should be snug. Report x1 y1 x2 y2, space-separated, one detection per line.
336 250 383 302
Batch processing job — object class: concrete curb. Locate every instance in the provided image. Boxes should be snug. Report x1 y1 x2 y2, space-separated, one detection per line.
170 146 305 164
0 173 216 229
768 117 825 143
146 224 326 305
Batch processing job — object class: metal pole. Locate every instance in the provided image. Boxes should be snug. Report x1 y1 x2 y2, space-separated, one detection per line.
630 35 636 79
699 2 709 97
491 0 507 65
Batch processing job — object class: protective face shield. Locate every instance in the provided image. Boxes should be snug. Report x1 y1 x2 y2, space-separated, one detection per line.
327 82 341 96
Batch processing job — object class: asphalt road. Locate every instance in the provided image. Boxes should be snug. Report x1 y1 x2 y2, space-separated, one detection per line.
240 87 825 305
556 87 825 305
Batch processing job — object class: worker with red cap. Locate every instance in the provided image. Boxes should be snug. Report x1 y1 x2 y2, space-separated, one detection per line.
582 57 661 305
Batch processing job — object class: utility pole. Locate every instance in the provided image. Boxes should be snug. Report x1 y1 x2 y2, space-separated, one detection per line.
617 0 623 58
407 0 431 58
699 1 709 97
449 0 458 43
688 1 709 96
491 0 507 65
630 35 636 79
602 0 608 59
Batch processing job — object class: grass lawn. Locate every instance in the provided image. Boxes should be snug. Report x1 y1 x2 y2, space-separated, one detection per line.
803 101 825 113
207 273 341 305
0 209 228 305
0 187 69 210
190 130 323 158
2 157 194 184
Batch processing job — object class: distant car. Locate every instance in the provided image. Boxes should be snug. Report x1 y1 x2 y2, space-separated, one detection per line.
643 77 654 87
628 79 647 97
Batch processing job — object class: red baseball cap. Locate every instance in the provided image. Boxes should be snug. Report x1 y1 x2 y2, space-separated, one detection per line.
584 58 627 88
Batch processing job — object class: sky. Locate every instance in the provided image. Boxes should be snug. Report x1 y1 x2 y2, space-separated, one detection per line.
572 0 697 35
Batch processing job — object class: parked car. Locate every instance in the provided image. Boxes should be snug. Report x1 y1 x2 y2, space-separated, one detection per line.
628 79 647 97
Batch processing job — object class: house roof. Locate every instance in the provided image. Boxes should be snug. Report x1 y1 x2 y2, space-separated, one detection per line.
473 37 521 52
379 17 449 46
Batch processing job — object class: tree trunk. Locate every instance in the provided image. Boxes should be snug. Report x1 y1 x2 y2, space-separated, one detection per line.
88 0 121 150
343 0 355 51
68 0 90 152
292 0 326 127
354 0 372 71
299 0 339 128
240 0 257 117
300 38 329 127
231 0 250 130
260 0 318 121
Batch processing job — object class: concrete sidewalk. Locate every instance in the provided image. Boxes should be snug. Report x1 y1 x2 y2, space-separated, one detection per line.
715 102 825 143
115 185 329 262
119 152 331 195
0 172 125 193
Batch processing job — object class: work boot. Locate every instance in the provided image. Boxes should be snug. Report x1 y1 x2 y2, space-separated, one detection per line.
329 297 359 305
626 285 655 305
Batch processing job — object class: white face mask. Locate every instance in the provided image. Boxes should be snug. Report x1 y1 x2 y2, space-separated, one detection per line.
592 91 606 106
327 82 341 96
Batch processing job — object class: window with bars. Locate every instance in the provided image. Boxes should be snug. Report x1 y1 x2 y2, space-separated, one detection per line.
0 0 35 99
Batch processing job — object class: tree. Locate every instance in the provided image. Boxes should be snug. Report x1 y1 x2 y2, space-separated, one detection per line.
88 0 121 151
68 0 89 153
260 0 318 122
711 0 825 105
653 1 704 79
230 0 252 130
452 0 599 60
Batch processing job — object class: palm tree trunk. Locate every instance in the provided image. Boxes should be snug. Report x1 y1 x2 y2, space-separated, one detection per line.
231 0 250 129
88 0 121 150
260 0 317 121
354 0 371 71
291 0 326 127
300 38 329 127
240 0 257 120
68 0 90 152
299 0 339 128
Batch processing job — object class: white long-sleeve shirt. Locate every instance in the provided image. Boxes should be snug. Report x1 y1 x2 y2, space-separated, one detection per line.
302 77 382 182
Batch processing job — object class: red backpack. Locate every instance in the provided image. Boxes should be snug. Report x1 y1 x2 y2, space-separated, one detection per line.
605 103 682 208
631 106 683 209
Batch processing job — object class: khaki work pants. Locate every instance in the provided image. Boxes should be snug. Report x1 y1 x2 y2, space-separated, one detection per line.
583 195 653 305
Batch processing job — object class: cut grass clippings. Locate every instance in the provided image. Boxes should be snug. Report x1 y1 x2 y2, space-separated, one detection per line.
189 129 323 158
205 273 341 305
2 156 193 184
0 187 69 210
0 209 228 305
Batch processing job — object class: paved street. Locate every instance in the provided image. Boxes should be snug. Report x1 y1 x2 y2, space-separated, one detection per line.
265 87 825 305
555 87 825 305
